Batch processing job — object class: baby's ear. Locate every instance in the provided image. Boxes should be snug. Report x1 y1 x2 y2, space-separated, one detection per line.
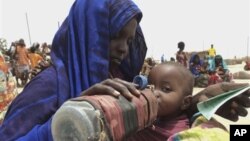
180 95 192 110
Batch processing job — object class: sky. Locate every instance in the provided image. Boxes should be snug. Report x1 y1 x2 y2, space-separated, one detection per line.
0 0 249 59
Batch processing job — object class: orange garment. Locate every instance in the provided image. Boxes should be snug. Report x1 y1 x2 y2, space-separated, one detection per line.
28 53 43 69
0 55 5 63
16 46 30 66
0 68 17 123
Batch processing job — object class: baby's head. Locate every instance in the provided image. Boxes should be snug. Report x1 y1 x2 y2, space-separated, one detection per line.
148 62 194 119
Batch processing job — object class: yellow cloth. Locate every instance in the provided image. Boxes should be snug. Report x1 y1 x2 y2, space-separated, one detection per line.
168 115 229 141
172 126 229 141
208 48 216 57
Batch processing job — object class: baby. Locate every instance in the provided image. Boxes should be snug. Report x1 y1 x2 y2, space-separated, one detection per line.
52 62 228 141
128 62 194 140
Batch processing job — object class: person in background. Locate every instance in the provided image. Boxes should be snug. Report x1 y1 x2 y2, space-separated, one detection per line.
189 53 209 87
208 55 233 84
170 57 175 62
141 58 155 76
208 44 216 58
14 39 30 86
161 54 165 63
28 46 43 70
0 54 17 124
176 41 188 68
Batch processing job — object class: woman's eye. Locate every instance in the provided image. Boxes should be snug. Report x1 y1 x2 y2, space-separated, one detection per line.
127 38 133 45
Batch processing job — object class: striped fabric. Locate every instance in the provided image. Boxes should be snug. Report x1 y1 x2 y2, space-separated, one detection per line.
69 89 158 141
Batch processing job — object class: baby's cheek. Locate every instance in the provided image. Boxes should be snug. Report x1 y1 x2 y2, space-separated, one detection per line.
158 100 177 117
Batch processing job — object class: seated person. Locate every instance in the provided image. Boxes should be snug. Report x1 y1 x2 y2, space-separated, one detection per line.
189 53 209 87
208 55 232 84
244 61 250 71
128 62 228 141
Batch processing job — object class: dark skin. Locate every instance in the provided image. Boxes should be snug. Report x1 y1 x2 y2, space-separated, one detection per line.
187 82 250 121
81 18 140 100
148 64 192 120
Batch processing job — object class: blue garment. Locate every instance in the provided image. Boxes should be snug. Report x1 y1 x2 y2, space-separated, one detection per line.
189 53 203 77
208 55 228 72
0 0 147 140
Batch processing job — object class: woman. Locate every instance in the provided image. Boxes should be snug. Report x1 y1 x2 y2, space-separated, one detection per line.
14 39 31 87
0 0 249 141
208 55 232 83
189 53 209 87
0 0 146 140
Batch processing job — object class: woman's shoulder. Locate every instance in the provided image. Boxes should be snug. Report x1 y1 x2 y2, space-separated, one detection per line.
26 66 57 90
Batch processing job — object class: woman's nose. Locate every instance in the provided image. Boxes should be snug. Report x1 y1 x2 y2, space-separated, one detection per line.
118 41 129 55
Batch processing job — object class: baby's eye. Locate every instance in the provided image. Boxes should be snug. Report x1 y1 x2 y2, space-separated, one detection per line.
161 87 171 93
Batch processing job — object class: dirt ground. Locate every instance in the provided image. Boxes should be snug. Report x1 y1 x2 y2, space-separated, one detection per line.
193 63 250 130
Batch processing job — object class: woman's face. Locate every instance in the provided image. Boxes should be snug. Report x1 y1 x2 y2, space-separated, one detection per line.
109 18 137 66
215 57 222 66
194 55 200 64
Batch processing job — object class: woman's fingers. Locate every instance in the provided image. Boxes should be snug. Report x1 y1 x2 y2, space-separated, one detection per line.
80 78 141 100
113 78 140 97
81 83 120 97
102 79 133 100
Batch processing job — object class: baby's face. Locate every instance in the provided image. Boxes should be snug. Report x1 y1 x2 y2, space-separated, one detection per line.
148 64 187 118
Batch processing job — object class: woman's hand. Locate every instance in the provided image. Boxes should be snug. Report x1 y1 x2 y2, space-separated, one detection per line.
189 82 250 121
80 78 140 100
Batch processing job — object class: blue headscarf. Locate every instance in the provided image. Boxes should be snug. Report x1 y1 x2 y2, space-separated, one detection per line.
51 0 146 106
208 55 228 72
189 53 203 77
0 0 147 140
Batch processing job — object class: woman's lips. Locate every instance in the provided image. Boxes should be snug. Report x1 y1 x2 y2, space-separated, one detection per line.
111 58 122 64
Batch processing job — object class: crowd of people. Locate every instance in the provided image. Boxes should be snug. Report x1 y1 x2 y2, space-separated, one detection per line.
0 39 52 123
0 0 249 141
3 39 51 86
142 42 234 88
